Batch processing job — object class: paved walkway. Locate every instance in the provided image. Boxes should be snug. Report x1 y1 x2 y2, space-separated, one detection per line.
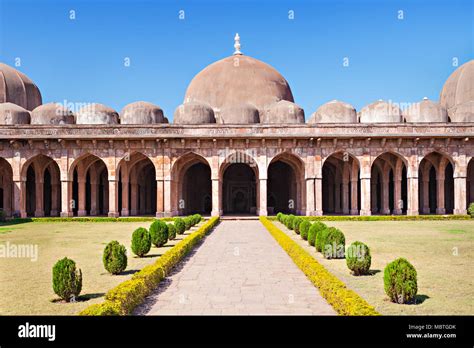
136 220 335 315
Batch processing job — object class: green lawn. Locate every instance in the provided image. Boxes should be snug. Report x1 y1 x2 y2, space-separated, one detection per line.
0 220 201 315
276 220 474 315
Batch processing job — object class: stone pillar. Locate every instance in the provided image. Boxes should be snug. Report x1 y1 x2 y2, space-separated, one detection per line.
13 180 25 218
422 178 430 214
121 180 129 216
60 180 73 217
108 179 119 217
50 182 60 216
305 178 315 216
350 179 358 215
90 182 98 216
2 178 12 216
211 178 221 216
130 182 138 216
436 176 445 215
315 177 323 216
34 179 44 217
453 176 467 215
407 177 419 216
360 176 371 216
342 180 349 215
259 179 267 216
77 178 87 216
163 179 172 217
381 176 390 215
156 179 164 217
393 178 402 215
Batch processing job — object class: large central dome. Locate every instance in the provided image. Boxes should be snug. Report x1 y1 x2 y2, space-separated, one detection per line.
175 35 301 125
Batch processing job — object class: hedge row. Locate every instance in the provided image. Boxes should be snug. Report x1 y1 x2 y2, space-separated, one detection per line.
260 217 379 315
269 214 470 222
79 217 219 315
6 217 176 223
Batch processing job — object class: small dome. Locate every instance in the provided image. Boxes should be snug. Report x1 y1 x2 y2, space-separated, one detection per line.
440 60 474 122
359 100 402 123
120 101 166 124
76 103 119 125
31 103 75 125
403 98 447 123
0 102 31 124
261 100 305 124
220 103 259 124
308 100 357 124
184 54 294 123
0 63 42 111
173 101 216 124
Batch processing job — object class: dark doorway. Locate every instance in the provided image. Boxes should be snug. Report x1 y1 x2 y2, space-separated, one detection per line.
223 163 256 215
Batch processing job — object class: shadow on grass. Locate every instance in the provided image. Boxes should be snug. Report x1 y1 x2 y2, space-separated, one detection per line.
51 292 106 303
413 294 430 305
118 269 140 276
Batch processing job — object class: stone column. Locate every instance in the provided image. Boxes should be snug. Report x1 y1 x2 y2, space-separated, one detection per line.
381 174 390 215
156 179 164 217
211 178 221 216
121 180 129 216
370 181 377 214
407 177 419 216
259 179 267 216
350 179 358 215
393 177 402 215
360 176 371 216
90 182 98 216
108 179 119 217
13 180 26 218
163 179 172 217
422 178 430 214
453 176 467 215
60 180 72 217
130 182 138 215
314 177 323 216
2 177 12 216
50 182 60 216
436 175 445 215
77 178 87 216
34 179 44 217
342 180 349 215
305 178 315 216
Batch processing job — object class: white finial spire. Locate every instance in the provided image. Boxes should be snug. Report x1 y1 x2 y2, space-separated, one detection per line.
234 33 242 55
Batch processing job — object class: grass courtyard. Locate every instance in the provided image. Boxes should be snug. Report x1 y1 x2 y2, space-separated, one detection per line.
276 220 474 315
0 220 200 315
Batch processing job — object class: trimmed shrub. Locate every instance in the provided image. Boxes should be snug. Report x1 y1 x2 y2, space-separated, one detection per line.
167 223 176 240
276 212 283 222
315 227 330 252
281 215 288 226
286 214 296 230
299 220 311 240
131 227 151 257
384 258 418 304
184 216 192 230
149 220 168 247
308 221 326 247
293 217 304 235
468 202 474 218
192 214 202 225
52 257 82 302
103 241 127 275
174 218 186 235
323 228 345 259
346 241 371 275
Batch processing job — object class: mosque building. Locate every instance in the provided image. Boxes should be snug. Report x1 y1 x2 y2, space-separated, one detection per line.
0 35 473 218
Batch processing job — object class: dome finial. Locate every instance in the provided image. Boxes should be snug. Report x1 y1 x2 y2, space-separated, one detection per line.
233 33 242 55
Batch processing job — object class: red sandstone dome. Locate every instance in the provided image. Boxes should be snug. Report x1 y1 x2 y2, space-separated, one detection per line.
31 103 75 125
439 60 474 122
0 63 42 111
308 100 357 124
120 101 167 124
179 50 296 124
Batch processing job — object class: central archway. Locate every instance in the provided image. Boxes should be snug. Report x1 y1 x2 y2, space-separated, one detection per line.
222 163 257 215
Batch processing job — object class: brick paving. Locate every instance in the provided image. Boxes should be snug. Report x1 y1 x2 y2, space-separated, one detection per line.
135 220 335 315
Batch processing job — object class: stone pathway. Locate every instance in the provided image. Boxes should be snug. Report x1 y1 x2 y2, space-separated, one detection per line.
136 220 335 315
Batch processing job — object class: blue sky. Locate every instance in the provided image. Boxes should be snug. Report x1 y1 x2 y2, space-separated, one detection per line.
0 0 472 120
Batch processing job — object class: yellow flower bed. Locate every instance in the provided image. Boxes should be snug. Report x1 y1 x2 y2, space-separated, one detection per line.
80 217 220 315
260 217 379 316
